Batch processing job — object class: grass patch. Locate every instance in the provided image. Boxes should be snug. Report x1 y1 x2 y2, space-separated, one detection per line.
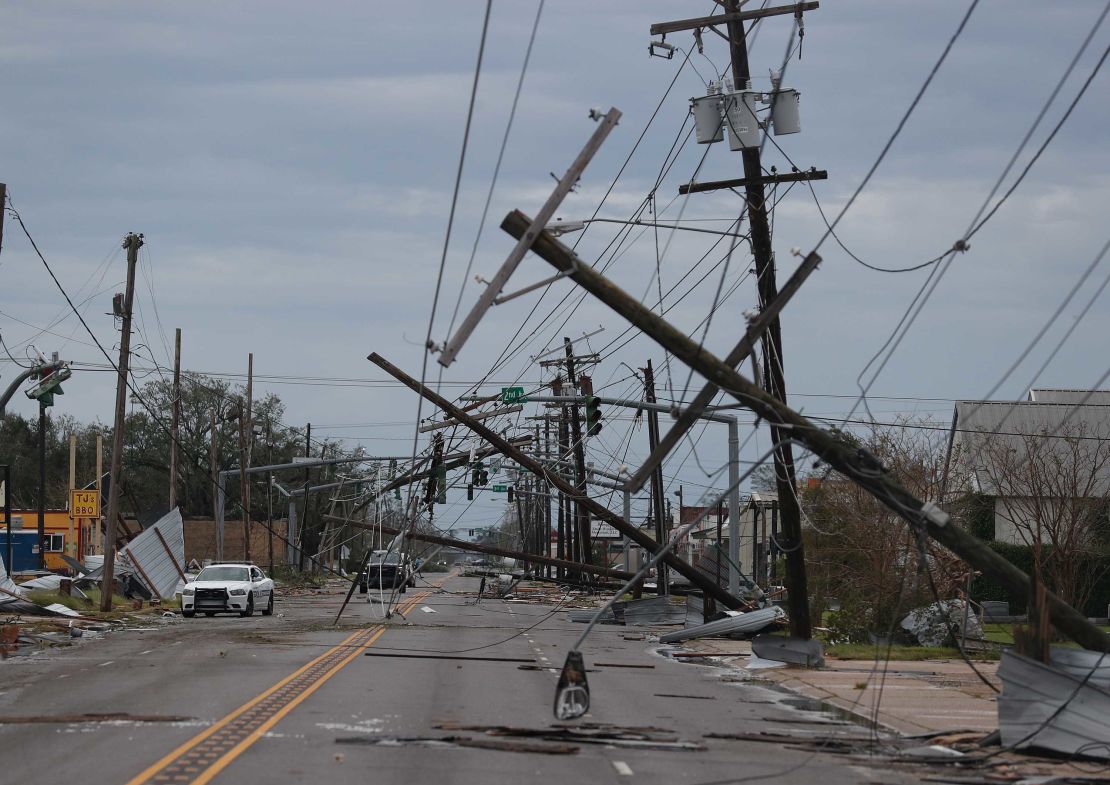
269 566 327 589
825 643 999 661
24 587 131 614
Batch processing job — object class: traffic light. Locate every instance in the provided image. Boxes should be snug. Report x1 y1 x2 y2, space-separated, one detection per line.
25 364 71 408
467 484 474 501
507 486 514 503
585 395 603 437
472 461 489 487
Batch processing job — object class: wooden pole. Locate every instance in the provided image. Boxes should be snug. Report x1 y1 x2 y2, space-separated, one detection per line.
563 339 592 566
239 353 253 562
643 360 669 595
367 352 745 609
68 433 76 561
100 232 142 611
95 433 103 555
169 328 181 509
501 209 1110 653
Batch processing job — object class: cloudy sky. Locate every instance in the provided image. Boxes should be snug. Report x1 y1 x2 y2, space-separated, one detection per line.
2 1 1108 527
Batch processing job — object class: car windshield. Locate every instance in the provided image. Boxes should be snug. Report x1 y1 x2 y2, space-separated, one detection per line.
196 566 250 582
370 551 400 565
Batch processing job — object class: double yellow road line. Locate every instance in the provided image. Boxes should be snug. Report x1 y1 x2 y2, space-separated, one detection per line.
126 588 434 785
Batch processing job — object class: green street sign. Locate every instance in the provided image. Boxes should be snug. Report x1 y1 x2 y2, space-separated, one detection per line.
491 484 508 493
501 386 526 404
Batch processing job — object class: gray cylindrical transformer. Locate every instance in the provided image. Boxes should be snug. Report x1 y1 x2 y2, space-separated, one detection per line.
771 89 801 136
724 91 761 150
690 94 724 144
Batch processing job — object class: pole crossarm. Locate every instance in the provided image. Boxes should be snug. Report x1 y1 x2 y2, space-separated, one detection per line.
499 209 1110 653
679 169 828 196
624 246 822 493
367 352 746 609
650 2 818 36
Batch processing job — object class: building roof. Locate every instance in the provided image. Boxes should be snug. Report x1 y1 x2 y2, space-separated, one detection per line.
948 391 1110 497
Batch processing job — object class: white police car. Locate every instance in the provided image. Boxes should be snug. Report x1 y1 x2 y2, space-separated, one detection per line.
181 563 274 618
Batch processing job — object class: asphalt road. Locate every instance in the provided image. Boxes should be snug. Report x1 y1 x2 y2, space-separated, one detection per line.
0 574 917 784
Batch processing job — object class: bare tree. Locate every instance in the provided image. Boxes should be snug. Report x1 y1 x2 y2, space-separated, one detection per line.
970 421 1110 611
802 419 960 640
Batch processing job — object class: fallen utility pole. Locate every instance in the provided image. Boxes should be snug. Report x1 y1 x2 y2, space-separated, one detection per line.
101 233 142 610
499 210 1110 653
333 518 635 581
367 352 745 609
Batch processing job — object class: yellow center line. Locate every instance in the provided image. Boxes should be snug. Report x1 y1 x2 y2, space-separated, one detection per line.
125 580 444 785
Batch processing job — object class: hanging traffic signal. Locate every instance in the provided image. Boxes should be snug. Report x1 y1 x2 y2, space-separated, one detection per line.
467 484 474 501
507 486 514 503
25 364 71 409
585 395 603 436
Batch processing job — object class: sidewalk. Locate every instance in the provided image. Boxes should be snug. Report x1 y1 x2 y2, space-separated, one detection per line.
669 638 1001 735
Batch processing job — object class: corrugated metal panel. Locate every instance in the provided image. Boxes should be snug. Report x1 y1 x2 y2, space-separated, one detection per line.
119 509 185 599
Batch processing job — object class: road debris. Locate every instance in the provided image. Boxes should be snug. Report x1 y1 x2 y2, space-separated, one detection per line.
434 721 707 751
659 606 785 644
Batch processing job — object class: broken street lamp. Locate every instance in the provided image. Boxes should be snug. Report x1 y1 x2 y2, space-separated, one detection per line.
554 650 590 720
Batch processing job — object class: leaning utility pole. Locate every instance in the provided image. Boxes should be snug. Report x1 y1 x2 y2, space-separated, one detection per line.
169 327 181 509
642 360 669 594
719 0 811 638
501 210 1110 653
100 232 142 611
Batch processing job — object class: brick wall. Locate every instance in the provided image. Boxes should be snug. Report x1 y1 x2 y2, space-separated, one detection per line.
184 518 289 565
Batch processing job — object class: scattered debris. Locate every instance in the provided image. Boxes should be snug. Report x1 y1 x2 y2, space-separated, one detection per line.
900 600 983 648
336 735 579 755
420 606 438 614
751 634 824 667
0 713 193 724
363 651 534 664
433 722 706 751
654 693 716 700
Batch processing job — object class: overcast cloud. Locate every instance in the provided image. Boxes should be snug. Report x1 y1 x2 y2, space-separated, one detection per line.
2 1 1108 521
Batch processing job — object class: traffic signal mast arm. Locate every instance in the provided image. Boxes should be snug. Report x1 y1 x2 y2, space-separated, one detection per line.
500 208 1110 653
0 360 68 416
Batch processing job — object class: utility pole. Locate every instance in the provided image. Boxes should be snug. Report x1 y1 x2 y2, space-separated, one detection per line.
719 0 811 639
555 377 572 576
299 423 311 571
100 232 142 611
169 327 181 509
563 338 593 566
37 401 46 570
3 465 11 572
68 433 76 560
238 353 253 563
95 434 103 555
643 360 668 594
267 417 274 574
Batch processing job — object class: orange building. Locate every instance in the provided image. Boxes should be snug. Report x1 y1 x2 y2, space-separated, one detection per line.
2 509 95 572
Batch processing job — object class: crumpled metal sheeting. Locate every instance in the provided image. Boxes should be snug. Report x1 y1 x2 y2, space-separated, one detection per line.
659 606 785 643
118 508 185 600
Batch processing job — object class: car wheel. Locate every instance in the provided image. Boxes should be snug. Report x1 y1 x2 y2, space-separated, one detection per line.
262 592 274 616
204 612 215 617
240 594 254 618
182 610 196 618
